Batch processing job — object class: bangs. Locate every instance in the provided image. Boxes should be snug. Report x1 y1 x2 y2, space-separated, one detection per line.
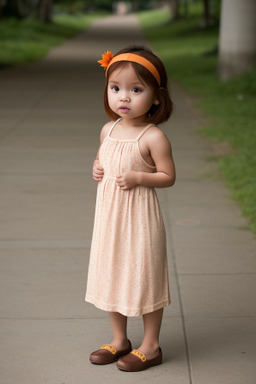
107 61 159 90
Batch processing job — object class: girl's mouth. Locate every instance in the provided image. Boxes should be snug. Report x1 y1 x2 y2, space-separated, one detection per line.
119 106 130 114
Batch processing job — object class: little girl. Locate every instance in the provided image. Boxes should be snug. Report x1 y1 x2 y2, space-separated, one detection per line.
85 45 176 372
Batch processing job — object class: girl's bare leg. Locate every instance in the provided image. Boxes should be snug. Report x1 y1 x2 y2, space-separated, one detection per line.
109 312 130 350
138 308 164 359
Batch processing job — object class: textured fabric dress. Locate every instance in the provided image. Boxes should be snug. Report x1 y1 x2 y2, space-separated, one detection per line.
85 119 170 317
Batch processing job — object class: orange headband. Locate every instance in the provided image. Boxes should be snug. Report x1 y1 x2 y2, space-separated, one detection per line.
98 51 161 87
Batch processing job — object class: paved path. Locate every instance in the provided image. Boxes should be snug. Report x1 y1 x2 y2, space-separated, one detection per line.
0 14 256 384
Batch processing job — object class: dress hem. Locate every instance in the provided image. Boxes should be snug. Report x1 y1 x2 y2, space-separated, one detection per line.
85 295 171 317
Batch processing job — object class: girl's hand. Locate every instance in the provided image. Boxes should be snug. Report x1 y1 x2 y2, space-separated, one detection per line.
93 160 104 181
116 171 139 190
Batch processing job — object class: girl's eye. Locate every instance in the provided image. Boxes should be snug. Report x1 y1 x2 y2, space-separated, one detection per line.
112 86 119 92
132 88 140 94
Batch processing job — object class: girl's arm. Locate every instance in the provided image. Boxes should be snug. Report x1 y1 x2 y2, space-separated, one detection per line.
138 129 175 188
116 128 175 189
93 121 113 182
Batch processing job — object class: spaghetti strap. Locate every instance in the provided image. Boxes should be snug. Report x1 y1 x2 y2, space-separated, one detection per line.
136 124 155 141
107 118 122 138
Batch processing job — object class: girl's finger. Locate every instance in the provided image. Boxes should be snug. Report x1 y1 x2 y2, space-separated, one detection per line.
93 172 103 178
94 168 104 173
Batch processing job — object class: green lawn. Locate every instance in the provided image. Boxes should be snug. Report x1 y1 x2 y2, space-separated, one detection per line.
139 5 256 234
0 13 101 68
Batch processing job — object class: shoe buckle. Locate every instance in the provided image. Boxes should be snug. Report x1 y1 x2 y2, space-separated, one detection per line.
131 349 147 362
100 344 117 355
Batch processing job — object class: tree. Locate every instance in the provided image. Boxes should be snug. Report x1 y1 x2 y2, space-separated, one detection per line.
168 0 180 21
38 0 53 23
201 0 220 27
218 0 256 80
202 0 210 26
3 0 33 18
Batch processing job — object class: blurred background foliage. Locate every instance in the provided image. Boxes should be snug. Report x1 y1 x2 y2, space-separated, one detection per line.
0 0 221 21
0 1 222 69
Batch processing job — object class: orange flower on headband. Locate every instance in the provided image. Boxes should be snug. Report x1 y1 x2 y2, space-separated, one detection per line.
98 51 114 68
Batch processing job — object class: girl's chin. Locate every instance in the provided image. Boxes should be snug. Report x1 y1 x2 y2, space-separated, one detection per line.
113 111 148 122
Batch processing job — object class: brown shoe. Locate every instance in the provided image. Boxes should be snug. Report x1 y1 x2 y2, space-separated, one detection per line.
117 348 162 372
89 340 132 365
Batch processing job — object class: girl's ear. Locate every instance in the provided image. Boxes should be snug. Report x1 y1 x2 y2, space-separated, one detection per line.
153 97 160 106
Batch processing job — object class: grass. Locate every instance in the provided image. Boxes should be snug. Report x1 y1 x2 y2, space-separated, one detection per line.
0 13 102 68
139 4 256 235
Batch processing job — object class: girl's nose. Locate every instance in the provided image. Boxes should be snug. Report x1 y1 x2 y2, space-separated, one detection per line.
120 95 131 102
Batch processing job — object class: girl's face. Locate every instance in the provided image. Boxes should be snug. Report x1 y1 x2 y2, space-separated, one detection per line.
107 63 159 124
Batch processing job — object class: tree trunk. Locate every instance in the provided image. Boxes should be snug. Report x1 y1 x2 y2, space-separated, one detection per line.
202 0 210 26
38 0 52 23
169 0 180 21
4 0 32 18
218 0 256 80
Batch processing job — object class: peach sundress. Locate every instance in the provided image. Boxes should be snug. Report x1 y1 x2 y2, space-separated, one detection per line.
85 119 170 316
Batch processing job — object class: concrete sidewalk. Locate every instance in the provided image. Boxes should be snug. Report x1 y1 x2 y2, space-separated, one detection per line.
0 14 255 384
